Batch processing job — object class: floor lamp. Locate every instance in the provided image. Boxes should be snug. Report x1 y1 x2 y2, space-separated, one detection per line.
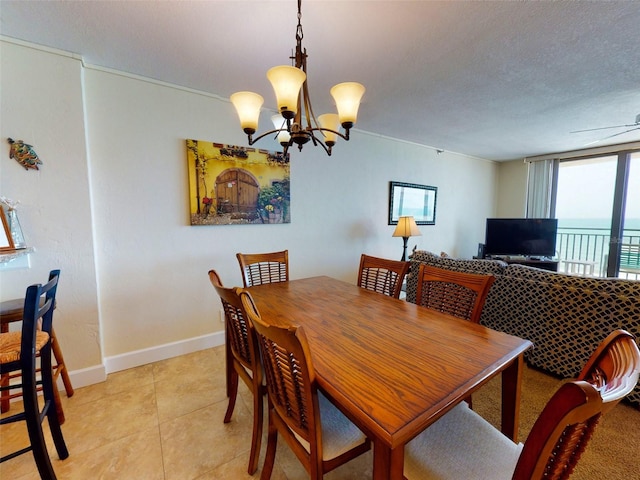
393 216 422 261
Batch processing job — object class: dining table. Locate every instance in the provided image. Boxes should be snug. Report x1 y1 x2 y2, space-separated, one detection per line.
248 276 533 480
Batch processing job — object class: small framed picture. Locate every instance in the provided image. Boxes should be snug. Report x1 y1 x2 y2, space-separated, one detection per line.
388 181 437 225
0 207 16 252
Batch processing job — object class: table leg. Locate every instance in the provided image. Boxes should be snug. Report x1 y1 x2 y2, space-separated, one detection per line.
501 353 525 442
372 439 404 480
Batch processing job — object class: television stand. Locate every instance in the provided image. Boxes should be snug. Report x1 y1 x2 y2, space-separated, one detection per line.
488 256 559 272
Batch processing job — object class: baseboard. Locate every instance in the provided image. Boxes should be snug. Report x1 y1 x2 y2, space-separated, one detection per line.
65 331 225 389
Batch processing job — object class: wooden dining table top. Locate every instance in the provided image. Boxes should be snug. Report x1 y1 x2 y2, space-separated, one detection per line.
248 276 533 478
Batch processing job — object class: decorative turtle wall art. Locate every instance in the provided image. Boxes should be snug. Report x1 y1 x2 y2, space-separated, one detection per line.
7 138 43 170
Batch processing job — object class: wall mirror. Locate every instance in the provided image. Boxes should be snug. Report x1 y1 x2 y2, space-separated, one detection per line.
388 181 437 225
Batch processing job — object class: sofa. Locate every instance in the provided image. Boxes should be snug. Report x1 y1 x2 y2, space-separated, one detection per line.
406 250 640 407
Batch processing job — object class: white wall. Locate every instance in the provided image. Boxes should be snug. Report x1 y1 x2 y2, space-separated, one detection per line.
0 41 103 386
1 38 502 387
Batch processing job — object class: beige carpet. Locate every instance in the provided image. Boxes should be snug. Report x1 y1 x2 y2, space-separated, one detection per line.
472 365 640 480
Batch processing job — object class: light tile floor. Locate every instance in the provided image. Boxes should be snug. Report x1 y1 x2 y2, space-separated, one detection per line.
0 345 373 480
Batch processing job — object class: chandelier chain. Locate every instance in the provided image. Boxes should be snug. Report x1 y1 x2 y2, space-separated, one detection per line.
296 0 303 42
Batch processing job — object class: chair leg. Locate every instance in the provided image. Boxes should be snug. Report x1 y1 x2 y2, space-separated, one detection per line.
22 347 59 480
39 343 69 462
223 368 239 423
247 385 264 474
51 328 74 397
0 372 9 413
260 414 278 480
51 378 66 425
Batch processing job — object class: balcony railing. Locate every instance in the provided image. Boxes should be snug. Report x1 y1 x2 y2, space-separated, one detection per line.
556 227 640 280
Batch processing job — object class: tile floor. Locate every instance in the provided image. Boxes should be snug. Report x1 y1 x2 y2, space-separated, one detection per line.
1 345 373 480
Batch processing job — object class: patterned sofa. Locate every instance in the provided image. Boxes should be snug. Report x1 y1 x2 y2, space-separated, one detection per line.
406 250 640 407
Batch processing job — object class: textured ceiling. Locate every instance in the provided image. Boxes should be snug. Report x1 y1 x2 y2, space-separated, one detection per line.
1 0 639 161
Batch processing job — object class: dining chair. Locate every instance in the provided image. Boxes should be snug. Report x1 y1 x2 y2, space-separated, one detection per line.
403 329 640 480
0 270 69 479
239 290 371 480
208 270 265 475
236 250 289 287
415 264 495 323
357 254 409 299
576 329 640 412
0 276 74 424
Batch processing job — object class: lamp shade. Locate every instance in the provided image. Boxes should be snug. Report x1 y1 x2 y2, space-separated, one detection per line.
230 91 264 134
393 216 422 238
267 65 306 119
271 114 291 145
330 82 366 128
317 113 340 145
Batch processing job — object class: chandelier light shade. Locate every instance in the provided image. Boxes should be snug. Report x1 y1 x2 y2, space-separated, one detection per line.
330 82 366 128
317 113 340 145
272 114 292 145
230 92 264 134
267 66 307 119
393 216 422 261
230 0 365 157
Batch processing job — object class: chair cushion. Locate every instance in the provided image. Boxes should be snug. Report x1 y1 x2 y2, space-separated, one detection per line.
0 331 50 364
294 392 368 461
404 402 523 480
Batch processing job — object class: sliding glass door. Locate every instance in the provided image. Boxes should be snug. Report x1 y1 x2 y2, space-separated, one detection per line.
552 151 639 278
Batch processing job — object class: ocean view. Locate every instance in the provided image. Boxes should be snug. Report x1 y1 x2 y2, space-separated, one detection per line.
558 218 640 236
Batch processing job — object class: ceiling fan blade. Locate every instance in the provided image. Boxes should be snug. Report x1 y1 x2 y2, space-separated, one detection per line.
570 123 637 133
582 126 640 146
596 126 640 141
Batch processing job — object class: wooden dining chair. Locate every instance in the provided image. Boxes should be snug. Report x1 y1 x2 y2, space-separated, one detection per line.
208 270 265 475
236 250 289 287
239 291 371 480
404 329 640 480
357 254 409 299
415 264 495 323
576 329 640 413
0 270 69 479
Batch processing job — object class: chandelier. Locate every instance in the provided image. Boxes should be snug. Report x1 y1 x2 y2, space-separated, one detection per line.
230 0 365 157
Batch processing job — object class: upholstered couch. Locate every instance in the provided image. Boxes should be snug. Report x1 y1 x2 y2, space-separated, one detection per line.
406 250 640 407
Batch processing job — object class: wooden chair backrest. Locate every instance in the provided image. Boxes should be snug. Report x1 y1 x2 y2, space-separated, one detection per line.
357 254 410 299
514 330 640 480
415 264 495 323
208 270 260 372
20 271 59 364
236 250 289 287
240 291 321 449
577 329 640 412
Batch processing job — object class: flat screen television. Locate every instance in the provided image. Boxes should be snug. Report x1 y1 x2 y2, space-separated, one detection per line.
484 218 558 258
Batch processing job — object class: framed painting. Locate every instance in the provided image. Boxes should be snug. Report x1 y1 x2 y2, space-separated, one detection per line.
186 140 290 225
388 181 437 225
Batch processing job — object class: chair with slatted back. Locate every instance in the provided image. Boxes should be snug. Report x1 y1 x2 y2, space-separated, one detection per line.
576 329 640 412
236 250 289 287
239 290 371 480
208 270 265 475
403 329 640 480
415 264 495 323
0 270 69 479
357 254 409 299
